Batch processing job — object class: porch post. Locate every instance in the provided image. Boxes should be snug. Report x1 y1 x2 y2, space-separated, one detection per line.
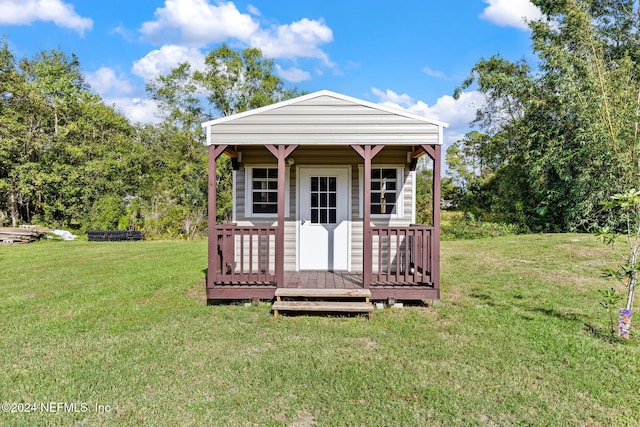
208 144 229 289
351 145 384 289
421 144 441 294
265 144 298 287
432 144 441 294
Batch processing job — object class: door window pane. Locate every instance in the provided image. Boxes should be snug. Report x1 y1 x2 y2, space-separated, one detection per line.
310 176 337 224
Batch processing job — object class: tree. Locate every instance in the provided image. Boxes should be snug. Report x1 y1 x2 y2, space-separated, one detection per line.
193 44 301 116
445 130 490 192
0 42 141 229
415 165 433 225
20 49 87 135
599 189 640 339
144 44 302 230
455 0 640 232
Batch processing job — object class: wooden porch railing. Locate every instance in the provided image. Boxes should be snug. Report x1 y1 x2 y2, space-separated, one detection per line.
370 225 433 285
213 225 277 284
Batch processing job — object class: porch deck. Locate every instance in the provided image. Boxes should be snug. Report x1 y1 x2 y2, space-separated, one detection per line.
208 270 439 302
283 270 364 289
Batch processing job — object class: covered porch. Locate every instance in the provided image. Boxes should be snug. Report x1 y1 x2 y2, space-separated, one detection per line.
206 144 441 303
203 90 446 303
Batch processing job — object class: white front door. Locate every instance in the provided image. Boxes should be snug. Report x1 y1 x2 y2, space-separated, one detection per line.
298 167 350 270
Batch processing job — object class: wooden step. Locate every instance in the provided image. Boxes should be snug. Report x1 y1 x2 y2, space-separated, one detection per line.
272 301 373 319
275 288 371 300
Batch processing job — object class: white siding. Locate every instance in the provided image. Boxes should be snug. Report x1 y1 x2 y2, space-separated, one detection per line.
206 93 443 146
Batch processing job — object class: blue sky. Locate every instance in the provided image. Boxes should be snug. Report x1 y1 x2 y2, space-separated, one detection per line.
0 0 544 146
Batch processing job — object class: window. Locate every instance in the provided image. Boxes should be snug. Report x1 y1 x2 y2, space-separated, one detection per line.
244 166 290 218
371 168 397 214
251 168 278 214
358 166 404 218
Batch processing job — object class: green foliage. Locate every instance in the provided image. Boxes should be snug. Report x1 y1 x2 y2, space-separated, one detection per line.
441 211 522 240
415 164 433 225
88 195 126 230
598 287 623 339
0 40 299 236
193 44 303 116
597 188 640 337
455 0 640 232
143 44 301 230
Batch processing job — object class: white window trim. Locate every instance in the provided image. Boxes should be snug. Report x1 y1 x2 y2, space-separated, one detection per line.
410 169 416 224
232 169 237 222
244 165 291 218
358 165 405 219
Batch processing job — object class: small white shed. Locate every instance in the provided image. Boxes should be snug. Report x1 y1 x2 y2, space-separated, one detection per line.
202 90 447 302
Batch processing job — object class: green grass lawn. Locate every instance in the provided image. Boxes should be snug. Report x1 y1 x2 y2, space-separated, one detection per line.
1 235 638 426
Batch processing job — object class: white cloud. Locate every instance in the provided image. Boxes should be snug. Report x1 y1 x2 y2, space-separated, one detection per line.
247 4 261 16
132 45 206 81
250 18 334 66
138 1 334 69
479 0 543 30
86 67 134 97
373 89 486 174
140 0 258 47
106 97 161 125
411 91 484 131
111 24 136 43
373 88 484 133
371 87 413 105
422 66 447 79
275 65 311 83
0 0 93 36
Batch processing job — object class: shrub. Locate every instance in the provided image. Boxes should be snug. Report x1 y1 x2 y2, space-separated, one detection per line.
441 211 524 240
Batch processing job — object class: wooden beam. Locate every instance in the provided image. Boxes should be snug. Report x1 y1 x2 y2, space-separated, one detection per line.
431 144 441 294
351 145 384 289
420 144 437 161
265 144 299 158
351 144 384 159
210 144 228 159
224 146 239 159
409 147 425 159
265 144 298 287
208 144 228 287
283 144 298 158
351 145 365 158
264 144 279 158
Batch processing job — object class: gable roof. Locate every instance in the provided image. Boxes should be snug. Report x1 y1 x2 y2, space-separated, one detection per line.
201 89 448 146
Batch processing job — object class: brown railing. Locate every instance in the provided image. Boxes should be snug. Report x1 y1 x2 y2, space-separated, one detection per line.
371 225 433 284
213 225 277 284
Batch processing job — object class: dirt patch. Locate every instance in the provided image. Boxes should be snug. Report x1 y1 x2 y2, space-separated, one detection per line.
290 411 316 427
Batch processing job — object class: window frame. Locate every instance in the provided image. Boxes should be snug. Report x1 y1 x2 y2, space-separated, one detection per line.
358 165 404 219
244 165 291 218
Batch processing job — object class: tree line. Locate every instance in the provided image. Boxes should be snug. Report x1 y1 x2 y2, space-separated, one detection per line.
0 41 299 237
446 0 640 233
3 0 637 237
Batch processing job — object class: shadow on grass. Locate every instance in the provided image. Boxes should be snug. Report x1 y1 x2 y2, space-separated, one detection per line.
522 305 631 344
583 322 619 342
530 307 585 323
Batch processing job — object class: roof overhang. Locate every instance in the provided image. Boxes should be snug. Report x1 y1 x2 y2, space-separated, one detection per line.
202 89 448 147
